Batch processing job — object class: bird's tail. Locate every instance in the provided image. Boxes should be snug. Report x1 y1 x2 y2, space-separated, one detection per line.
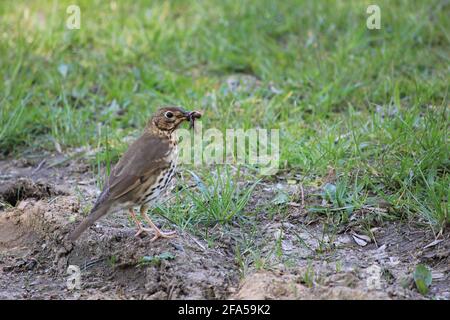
68 205 110 242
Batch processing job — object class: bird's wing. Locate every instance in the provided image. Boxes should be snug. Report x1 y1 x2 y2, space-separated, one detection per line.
93 132 171 209
69 132 171 242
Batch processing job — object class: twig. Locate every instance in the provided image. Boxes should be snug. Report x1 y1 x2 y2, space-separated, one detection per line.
362 205 388 213
185 233 207 252
81 257 105 271
32 159 46 175
300 184 305 208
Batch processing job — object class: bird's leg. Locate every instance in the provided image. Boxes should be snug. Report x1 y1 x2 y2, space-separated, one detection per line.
128 208 153 237
140 205 176 242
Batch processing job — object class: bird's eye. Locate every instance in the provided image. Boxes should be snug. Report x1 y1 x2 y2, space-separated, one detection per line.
165 111 174 119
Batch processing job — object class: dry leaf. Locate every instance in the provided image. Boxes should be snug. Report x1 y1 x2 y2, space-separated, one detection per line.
352 235 368 246
423 239 443 249
274 229 283 240
431 271 445 280
352 233 371 247
53 139 62 154
353 233 371 242
288 202 302 207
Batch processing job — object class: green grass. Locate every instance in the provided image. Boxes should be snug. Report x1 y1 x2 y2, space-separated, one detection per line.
0 0 448 231
153 166 257 235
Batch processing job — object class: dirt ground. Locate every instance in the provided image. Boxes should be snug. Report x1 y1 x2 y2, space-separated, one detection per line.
0 152 448 300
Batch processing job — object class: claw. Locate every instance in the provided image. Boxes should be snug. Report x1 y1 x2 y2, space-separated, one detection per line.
134 227 154 237
150 230 177 242
139 206 177 242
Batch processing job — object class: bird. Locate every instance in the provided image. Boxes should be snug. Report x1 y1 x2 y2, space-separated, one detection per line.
68 106 202 242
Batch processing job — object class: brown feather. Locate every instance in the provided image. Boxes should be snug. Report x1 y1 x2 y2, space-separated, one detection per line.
109 133 170 194
68 204 110 241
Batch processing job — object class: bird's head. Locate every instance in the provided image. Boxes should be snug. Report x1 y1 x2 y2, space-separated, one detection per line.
148 106 202 134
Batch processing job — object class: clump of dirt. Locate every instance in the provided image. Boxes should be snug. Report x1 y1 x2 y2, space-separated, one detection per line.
234 271 389 300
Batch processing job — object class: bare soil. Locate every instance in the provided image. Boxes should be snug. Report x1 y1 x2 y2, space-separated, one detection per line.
0 153 448 300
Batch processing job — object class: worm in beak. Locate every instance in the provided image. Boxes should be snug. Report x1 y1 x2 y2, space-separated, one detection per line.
186 111 202 129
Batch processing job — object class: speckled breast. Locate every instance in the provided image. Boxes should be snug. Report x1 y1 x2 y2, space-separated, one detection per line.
140 141 178 206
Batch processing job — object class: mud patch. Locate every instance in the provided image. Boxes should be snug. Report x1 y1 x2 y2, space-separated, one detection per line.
0 154 239 299
233 183 450 300
0 178 64 208
0 195 239 299
0 155 448 300
65 216 238 299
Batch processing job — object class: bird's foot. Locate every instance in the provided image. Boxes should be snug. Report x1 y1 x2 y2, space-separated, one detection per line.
150 229 177 242
134 227 154 237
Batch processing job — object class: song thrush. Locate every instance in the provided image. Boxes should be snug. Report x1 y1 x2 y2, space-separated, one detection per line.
68 106 201 242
